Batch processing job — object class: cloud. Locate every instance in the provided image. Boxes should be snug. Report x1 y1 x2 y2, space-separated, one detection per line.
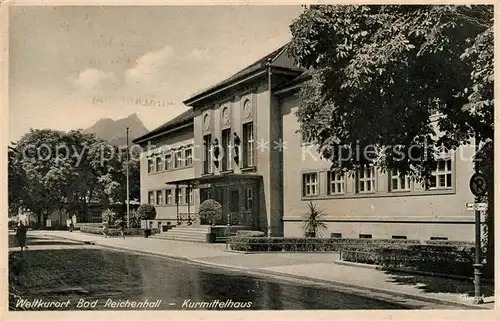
73 68 118 93
184 48 212 63
125 46 175 85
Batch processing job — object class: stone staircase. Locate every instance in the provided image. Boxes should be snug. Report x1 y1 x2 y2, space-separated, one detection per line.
151 226 211 243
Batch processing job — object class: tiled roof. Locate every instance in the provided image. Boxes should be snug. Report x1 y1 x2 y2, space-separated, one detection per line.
184 42 303 105
273 69 313 93
132 108 194 144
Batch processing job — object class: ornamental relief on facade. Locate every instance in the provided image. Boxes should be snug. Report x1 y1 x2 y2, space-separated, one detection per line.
202 110 212 133
242 97 253 121
220 105 231 129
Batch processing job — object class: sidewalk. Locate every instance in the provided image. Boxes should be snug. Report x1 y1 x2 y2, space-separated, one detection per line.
29 230 495 309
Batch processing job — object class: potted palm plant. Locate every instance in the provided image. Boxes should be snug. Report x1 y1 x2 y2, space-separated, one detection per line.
302 201 327 238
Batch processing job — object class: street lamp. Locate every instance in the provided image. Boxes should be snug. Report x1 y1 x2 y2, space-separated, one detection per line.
126 127 130 228
472 131 484 304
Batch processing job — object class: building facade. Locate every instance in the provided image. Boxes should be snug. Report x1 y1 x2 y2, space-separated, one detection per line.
134 44 477 241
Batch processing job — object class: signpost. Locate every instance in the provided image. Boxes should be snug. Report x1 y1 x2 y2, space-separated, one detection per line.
469 171 487 304
466 202 488 212
469 173 487 197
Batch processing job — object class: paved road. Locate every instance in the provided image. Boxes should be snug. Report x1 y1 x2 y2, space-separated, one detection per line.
9 230 494 311
8 233 415 311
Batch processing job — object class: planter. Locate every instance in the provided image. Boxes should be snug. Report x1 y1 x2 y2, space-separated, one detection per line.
206 233 216 243
305 232 316 238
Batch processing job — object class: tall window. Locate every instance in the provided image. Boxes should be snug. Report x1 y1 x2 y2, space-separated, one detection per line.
428 159 452 189
356 166 376 193
155 156 163 172
327 171 345 195
221 128 231 171
156 190 163 205
148 191 154 204
148 159 154 173
166 189 173 204
245 188 253 210
185 187 194 205
243 122 254 167
174 151 183 168
201 188 212 203
184 148 193 167
203 134 212 174
176 188 184 204
302 172 318 197
165 154 172 170
390 169 411 191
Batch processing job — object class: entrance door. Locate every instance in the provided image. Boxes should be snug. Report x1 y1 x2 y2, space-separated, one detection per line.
229 189 239 225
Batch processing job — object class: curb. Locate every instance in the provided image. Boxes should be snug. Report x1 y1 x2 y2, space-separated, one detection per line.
40 232 491 310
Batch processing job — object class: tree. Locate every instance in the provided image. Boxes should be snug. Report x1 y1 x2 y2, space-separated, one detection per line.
8 145 26 216
289 5 493 275
8 129 135 226
302 202 327 238
198 199 222 225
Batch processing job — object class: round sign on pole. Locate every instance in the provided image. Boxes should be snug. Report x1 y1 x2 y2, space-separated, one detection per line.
469 173 487 197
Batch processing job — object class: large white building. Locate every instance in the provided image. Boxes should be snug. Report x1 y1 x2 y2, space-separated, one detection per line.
133 43 477 242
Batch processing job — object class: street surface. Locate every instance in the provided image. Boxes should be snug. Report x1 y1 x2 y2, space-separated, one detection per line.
9 233 410 310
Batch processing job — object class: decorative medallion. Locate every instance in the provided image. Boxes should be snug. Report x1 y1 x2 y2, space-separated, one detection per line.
222 107 230 126
203 113 210 131
243 99 252 120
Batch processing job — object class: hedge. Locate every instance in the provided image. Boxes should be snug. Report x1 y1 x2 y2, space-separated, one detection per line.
341 244 475 276
228 236 474 252
80 226 159 236
229 236 433 252
229 236 475 277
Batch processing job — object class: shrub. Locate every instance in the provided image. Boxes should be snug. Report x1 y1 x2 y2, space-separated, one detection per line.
229 236 425 252
198 199 222 225
8 220 18 230
80 226 159 236
341 244 475 277
102 209 118 224
137 204 157 221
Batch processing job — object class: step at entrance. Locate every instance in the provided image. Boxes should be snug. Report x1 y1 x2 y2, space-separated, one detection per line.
151 226 211 243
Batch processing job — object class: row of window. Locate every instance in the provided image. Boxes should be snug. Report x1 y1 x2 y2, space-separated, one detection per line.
331 233 449 240
147 147 193 174
203 122 255 174
303 159 453 197
148 187 194 205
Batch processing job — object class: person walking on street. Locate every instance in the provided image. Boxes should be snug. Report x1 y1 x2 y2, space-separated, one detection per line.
119 221 125 239
16 221 28 251
102 221 109 238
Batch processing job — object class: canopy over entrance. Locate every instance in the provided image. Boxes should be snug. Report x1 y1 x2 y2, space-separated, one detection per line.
165 173 262 228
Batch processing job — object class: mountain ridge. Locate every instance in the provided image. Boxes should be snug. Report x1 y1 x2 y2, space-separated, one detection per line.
83 113 149 146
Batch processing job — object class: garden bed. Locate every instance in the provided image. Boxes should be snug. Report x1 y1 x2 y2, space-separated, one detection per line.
340 244 475 277
80 226 159 236
228 236 472 252
229 236 476 277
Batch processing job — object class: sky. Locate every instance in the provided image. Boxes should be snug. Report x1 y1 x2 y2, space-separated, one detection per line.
8 5 304 142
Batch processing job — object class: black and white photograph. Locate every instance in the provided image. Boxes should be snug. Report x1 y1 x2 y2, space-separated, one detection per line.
3 1 497 319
